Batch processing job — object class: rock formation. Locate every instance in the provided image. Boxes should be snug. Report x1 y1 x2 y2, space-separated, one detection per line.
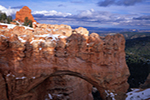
15 6 36 22
0 23 130 100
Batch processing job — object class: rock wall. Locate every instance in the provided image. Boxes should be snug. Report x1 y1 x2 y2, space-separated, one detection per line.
0 24 130 100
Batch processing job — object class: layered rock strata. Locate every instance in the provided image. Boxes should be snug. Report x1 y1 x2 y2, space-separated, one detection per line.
0 24 130 100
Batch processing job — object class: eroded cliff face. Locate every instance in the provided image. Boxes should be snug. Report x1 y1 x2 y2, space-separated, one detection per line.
0 23 130 100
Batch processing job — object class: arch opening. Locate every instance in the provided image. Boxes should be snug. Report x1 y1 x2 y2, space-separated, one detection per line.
34 70 103 100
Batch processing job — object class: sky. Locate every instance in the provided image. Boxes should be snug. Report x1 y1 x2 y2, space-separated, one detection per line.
0 0 150 29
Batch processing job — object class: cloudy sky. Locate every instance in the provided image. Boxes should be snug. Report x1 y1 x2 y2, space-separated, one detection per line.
0 0 150 29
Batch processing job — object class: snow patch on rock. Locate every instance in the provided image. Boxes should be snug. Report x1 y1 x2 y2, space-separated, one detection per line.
16 76 26 79
105 90 117 100
48 93 52 99
18 36 26 43
0 23 16 29
126 88 150 100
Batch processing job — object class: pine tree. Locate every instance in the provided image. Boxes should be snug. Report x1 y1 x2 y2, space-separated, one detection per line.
0 12 12 23
7 16 12 24
24 17 29 26
1 13 7 21
23 17 32 27
28 20 32 27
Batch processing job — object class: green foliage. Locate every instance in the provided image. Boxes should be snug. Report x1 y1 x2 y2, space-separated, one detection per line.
24 17 28 26
0 12 7 22
7 16 12 24
1 13 7 21
28 20 32 27
23 17 32 27
126 53 149 88
0 11 13 23
125 36 150 59
125 36 150 88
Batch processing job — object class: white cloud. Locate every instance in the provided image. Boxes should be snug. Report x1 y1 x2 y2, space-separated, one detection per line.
0 5 6 10
0 5 19 16
33 8 150 29
78 9 94 18
32 10 72 17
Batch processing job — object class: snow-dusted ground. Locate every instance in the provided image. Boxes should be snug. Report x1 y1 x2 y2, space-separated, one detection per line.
0 23 33 30
126 88 150 100
0 23 16 29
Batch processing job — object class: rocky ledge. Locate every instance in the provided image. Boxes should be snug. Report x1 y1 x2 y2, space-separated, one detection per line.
0 23 130 100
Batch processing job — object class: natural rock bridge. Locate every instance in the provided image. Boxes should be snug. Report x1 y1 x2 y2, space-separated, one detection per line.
0 24 130 100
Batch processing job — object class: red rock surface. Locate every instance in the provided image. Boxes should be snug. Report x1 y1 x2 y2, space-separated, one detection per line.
0 23 130 100
15 6 36 22
0 25 8 29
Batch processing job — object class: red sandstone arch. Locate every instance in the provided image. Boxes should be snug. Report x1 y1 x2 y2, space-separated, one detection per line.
0 33 130 100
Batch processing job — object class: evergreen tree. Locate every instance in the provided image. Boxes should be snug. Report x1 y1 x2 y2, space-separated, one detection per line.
23 17 32 27
0 15 2 21
7 16 12 24
1 13 7 21
0 11 2 21
28 20 32 27
0 11 12 23
24 17 29 26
